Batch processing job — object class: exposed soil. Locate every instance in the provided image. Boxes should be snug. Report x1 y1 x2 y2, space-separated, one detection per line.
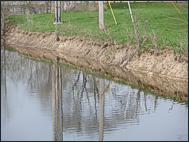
4 25 188 102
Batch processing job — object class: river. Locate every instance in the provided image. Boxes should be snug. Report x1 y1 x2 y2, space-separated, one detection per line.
1 50 188 141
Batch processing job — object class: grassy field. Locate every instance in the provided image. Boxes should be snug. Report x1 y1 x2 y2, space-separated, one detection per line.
7 2 188 53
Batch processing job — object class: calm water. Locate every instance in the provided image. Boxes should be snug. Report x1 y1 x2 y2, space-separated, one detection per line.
1 50 188 141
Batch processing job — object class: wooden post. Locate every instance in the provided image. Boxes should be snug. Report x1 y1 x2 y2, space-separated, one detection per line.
54 1 61 41
54 1 61 24
58 1 61 23
54 1 57 23
99 1 105 31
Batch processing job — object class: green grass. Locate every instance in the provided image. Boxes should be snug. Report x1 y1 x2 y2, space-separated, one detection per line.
6 2 188 53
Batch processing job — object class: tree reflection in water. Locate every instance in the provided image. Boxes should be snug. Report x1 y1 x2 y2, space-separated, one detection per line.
4 51 167 141
1 46 9 126
52 61 63 141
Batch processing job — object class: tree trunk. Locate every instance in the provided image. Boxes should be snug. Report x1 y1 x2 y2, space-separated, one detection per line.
54 1 61 23
99 1 105 31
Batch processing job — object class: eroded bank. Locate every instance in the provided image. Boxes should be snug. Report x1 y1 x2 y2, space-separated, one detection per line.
4 26 188 102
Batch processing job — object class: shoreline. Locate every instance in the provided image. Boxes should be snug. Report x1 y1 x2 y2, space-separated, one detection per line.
4 25 188 102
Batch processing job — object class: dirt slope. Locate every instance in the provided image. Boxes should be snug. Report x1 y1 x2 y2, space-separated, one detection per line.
4 26 188 102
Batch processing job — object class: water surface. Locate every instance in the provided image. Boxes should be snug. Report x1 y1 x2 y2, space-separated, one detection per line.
1 50 188 141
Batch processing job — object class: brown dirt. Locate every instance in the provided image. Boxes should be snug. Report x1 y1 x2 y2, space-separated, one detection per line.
4 25 188 102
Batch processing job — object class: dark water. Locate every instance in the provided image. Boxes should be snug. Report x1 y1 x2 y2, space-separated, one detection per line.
1 50 188 141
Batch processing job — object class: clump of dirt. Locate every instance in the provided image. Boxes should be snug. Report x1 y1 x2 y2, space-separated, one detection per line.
4 26 188 102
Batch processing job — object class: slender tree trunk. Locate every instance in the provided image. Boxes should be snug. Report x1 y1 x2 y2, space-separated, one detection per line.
99 1 105 31
54 1 61 23
27 1 32 14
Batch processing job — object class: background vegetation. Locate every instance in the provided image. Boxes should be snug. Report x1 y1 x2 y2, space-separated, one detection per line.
7 2 188 53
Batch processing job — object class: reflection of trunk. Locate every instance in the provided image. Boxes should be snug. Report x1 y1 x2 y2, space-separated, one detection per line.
154 96 158 111
1 18 8 121
136 90 141 113
52 63 63 141
98 82 110 141
45 1 48 13
93 76 98 118
99 93 105 141
1 10 7 96
80 72 89 103
144 93 147 111
1 48 7 97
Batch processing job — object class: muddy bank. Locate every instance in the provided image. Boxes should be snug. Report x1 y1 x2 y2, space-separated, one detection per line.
4 26 188 102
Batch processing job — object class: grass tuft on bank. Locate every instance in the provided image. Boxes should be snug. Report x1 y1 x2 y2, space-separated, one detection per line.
6 2 188 53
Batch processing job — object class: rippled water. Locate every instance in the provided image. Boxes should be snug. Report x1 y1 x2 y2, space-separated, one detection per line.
1 50 188 141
